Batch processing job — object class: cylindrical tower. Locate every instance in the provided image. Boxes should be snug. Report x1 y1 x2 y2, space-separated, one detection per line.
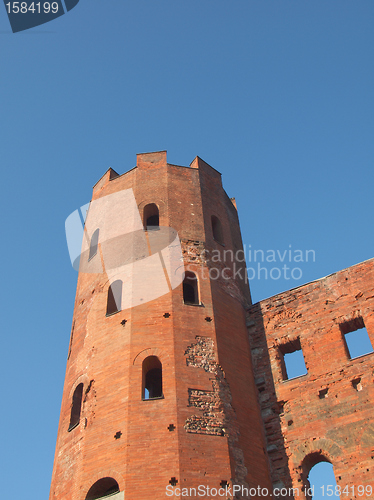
50 151 272 500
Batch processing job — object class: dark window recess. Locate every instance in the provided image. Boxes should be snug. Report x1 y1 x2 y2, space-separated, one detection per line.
143 356 163 400
88 228 99 261
68 383 83 431
211 215 224 245
279 338 307 380
168 424 175 431
106 280 122 316
340 317 373 359
319 388 328 399
85 477 120 500
205 316 212 322
183 272 199 305
114 431 122 439
220 481 229 488
352 377 363 391
143 203 159 230
163 312 171 318
169 477 178 487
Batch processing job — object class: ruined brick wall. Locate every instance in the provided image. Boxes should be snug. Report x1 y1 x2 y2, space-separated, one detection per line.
248 258 374 499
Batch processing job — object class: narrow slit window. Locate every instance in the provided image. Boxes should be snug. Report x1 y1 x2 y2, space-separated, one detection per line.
68 383 83 431
88 228 99 261
279 338 307 380
143 356 163 400
85 477 120 500
340 317 373 359
143 203 159 230
106 280 122 316
183 272 199 305
211 215 224 245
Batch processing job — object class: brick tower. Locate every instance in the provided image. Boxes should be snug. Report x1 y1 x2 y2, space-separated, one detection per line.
49 151 272 500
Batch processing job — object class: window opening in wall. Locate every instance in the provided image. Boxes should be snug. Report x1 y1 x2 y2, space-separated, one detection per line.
183 271 199 305
211 215 224 245
68 383 83 431
340 318 373 359
308 461 340 499
279 338 307 380
143 356 163 400
88 228 99 261
143 203 159 230
85 477 120 500
106 280 122 316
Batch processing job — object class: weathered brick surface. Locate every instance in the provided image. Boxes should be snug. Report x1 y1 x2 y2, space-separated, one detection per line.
248 258 374 499
52 151 374 500
184 335 250 488
49 152 272 500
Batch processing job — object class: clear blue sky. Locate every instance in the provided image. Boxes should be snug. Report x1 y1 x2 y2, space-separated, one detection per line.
0 1 373 498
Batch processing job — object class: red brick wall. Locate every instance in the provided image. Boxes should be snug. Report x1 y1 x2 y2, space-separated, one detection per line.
248 258 374 499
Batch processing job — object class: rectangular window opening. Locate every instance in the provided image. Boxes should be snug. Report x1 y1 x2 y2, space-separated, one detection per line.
279 338 308 381
340 318 373 360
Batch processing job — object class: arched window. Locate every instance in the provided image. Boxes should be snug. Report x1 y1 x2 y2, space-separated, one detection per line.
302 453 340 500
183 272 199 305
85 478 120 500
106 280 122 316
68 383 83 431
88 228 99 260
211 215 224 245
143 203 159 230
142 356 163 400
